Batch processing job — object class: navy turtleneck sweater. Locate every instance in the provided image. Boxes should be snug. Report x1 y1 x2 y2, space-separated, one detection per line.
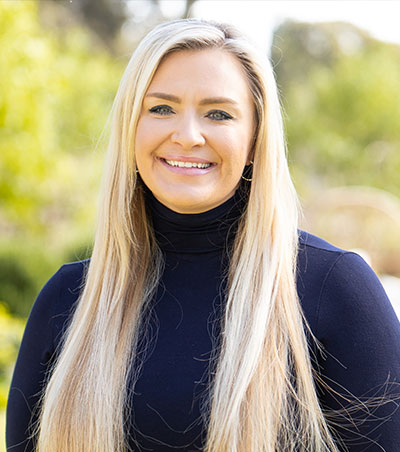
126 189 246 451
6 189 400 452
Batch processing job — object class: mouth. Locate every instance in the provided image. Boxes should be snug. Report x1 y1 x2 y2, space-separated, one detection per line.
158 157 216 175
162 158 212 169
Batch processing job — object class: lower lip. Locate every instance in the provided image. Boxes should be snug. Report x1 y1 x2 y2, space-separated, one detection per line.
158 158 216 176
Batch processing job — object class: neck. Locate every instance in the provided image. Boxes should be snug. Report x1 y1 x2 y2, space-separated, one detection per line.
145 185 248 254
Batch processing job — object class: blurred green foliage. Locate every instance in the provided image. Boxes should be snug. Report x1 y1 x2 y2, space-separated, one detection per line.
0 303 24 410
272 21 400 197
0 1 124 317
0 1 123 239
0 255 36 318
0 301 22 452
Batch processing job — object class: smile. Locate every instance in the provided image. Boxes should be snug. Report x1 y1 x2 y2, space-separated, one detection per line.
164 159 211 169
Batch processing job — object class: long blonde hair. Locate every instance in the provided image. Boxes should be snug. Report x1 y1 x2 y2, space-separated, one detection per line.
37 19 339 452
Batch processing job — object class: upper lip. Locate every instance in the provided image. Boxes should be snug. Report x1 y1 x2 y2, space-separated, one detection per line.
159 155 215 164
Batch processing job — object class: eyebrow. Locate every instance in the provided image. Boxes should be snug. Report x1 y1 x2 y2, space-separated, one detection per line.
145 92 238 106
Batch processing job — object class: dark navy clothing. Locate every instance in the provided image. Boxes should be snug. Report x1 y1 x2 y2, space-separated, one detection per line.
6 190 400 451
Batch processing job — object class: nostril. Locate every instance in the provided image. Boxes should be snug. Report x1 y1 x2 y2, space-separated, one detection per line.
171 130 206 147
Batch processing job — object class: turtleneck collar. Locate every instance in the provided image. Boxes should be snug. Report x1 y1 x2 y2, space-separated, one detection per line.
145 186 248 254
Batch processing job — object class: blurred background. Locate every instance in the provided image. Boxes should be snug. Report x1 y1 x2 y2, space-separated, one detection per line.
1 1 400 448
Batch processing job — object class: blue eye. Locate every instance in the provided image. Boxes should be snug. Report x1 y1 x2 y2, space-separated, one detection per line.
149 105 174 116
207 110 233 121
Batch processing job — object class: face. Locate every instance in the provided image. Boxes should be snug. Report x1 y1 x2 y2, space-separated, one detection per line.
135 48 255 213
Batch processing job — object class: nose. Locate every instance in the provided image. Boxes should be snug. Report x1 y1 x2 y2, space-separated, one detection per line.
171 113 206 149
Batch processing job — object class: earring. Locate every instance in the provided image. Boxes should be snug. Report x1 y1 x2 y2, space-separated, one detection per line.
241 160 253 182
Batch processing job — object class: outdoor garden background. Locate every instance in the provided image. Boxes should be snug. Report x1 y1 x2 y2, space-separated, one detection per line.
1 1 400 450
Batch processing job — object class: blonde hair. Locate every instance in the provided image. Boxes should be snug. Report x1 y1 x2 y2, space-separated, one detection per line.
37 19 339 452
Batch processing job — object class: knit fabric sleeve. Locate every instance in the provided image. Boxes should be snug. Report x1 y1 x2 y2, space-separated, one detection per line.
315 252 400 452
6 261 86 452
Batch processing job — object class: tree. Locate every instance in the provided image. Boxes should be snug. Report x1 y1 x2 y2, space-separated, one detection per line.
271 21 400 197
38 0 198 53
0 1 123 314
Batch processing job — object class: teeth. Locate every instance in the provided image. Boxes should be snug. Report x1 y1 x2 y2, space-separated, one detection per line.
164 159 211 169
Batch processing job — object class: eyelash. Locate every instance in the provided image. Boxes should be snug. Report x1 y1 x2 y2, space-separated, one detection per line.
148 105 233 121
149 105 173 116
206 110 233 121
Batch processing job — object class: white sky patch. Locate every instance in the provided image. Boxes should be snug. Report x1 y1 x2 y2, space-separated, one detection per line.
188 0 400 52
159 0 188 18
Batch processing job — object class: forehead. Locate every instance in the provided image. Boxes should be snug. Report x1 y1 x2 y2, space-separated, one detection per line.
147 48 252 101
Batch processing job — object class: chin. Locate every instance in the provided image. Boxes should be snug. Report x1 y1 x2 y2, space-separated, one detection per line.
153 185 210 212
159 194 214 214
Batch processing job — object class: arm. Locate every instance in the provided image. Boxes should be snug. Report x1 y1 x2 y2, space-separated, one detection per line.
6 267 63 452
316 252 400 452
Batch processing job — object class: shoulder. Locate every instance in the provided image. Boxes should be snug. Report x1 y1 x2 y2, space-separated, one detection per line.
56 258 90 294
297 229 380 289
296 230 396 336
297 229 375 285
29 259 90 344
297 229 388 301
39 258 89 308
296 229 358 311
297 229 348 266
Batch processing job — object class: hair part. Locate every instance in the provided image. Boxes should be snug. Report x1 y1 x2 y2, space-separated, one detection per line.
37 18 340 452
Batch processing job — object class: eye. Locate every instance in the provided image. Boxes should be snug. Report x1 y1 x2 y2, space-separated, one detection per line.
149 104 174 116
206 110 233 121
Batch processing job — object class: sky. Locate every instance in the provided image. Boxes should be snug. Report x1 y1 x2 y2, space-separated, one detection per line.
158 0 400 52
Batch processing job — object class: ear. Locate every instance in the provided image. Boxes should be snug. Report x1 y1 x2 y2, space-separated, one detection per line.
246 146 255 166
246 127 257 165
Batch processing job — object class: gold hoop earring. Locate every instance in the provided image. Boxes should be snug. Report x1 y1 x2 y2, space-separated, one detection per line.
241 160 253 182
241 175 252 181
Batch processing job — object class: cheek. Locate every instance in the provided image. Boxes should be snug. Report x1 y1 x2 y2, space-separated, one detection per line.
135 118 167 160
212 129 251 170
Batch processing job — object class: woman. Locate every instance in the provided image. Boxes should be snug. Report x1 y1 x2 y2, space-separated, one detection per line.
6 19 400 452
